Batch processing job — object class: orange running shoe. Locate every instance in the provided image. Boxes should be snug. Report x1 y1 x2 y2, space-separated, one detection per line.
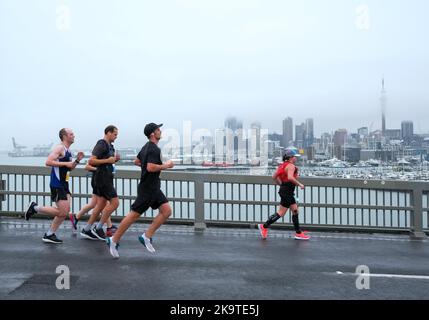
258 224 268 239
294 232 311 240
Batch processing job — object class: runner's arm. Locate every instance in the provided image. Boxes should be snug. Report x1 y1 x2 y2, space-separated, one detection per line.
286 165 304 189
147 160 174 172
85 163 97 171
45 146 74 168
272 171 282 185
88 155 115 166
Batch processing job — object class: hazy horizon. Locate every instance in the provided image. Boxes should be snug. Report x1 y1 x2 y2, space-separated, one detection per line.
1 0 428 150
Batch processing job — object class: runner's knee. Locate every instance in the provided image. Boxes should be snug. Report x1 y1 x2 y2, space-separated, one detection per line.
58 209 69 218
161 206 172 218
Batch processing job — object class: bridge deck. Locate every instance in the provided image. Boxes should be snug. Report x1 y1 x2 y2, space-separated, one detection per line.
1 217 428 300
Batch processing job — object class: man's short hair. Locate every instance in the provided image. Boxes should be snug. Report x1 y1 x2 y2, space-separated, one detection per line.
59 128 67 141
105 125 118 135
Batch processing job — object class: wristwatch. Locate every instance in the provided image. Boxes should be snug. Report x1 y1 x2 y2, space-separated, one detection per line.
74 159 80 164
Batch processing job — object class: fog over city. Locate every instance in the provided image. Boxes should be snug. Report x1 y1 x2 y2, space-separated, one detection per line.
1 0 428 151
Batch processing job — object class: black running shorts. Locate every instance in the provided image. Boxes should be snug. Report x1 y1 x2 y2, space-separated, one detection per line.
131 189 168 214
90 174 96 195
279 194 296 208
92 170 117 200
50 184 71 203
279 183 297 208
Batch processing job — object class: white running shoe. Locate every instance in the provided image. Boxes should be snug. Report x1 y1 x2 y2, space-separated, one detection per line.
106 237 119 259
138 233 155 253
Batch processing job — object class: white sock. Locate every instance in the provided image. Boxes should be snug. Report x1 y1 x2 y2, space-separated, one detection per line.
96 222 104 230
46 228 54 236
84 224 92 232
34 206 40 212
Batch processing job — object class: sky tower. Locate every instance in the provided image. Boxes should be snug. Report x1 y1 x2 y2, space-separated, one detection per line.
380 78 387 135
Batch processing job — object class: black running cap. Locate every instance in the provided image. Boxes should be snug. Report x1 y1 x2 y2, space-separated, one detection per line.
144 123 163 138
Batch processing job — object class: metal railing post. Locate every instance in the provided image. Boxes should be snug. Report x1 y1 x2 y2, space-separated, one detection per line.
194 176 206 232
410 187 427 239
0 179 5 212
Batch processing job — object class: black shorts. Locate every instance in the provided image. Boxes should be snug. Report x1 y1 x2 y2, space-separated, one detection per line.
90 174 96 195
279 194 296 208
279 183 296 208
50 184 71 203
92 170 117 200
131 189 168 214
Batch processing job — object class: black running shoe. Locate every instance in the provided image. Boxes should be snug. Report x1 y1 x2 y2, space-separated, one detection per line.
80 228 98 240
42 233 63 244
25 202 38 221
91 227 106 241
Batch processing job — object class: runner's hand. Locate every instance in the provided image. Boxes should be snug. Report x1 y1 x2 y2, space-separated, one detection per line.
165 160 174 169
107 156 117 164
76 152 85 162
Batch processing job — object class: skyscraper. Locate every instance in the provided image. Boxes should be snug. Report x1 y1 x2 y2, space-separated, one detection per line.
334 129 348 160
304 118 314 148
401 121 414 139
251 122 262 157
295 123 305 148
224 117 243 132
282 117 293 147
333 129 348 146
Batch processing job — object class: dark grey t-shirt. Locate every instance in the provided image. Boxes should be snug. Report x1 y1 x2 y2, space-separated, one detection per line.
92 139 115 173
137 141 162 192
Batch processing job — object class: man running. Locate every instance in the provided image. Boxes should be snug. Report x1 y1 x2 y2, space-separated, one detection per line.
25 128 84 244
258 147 310 241
80 125 120 241
107 123 174 258
70 161 117 237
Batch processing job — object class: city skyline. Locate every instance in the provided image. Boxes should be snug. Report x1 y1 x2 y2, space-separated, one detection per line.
1 0 429 150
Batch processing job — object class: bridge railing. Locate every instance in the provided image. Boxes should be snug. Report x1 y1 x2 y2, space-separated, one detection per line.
0 165 428 238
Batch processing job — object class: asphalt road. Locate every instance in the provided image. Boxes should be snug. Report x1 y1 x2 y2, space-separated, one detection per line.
1 218 429 300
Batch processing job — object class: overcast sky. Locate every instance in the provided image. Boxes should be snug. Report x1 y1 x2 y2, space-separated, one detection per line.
1 0 428 150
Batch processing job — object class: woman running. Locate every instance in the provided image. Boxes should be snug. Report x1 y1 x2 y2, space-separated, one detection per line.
258 147 310 241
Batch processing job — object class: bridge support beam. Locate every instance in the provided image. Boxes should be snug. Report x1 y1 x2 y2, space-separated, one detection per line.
194 178 206 233
410 187 427 239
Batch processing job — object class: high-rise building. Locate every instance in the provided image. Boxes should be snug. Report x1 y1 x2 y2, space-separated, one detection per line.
224 117 243 160
251 122 262 157
304 118 314 148
224 117 243 132
295 123 305 148
333 129 348 146
401 121 414 139
333 128 347 160
282 117 293 148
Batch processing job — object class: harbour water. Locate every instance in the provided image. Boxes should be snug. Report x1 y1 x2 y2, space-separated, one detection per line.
1 152 421 229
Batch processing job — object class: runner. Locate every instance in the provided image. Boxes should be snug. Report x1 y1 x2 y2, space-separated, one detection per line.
106 123 174 258
258 147 310 241
70 161 117 237
25 128 84 244
80 125 120 241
